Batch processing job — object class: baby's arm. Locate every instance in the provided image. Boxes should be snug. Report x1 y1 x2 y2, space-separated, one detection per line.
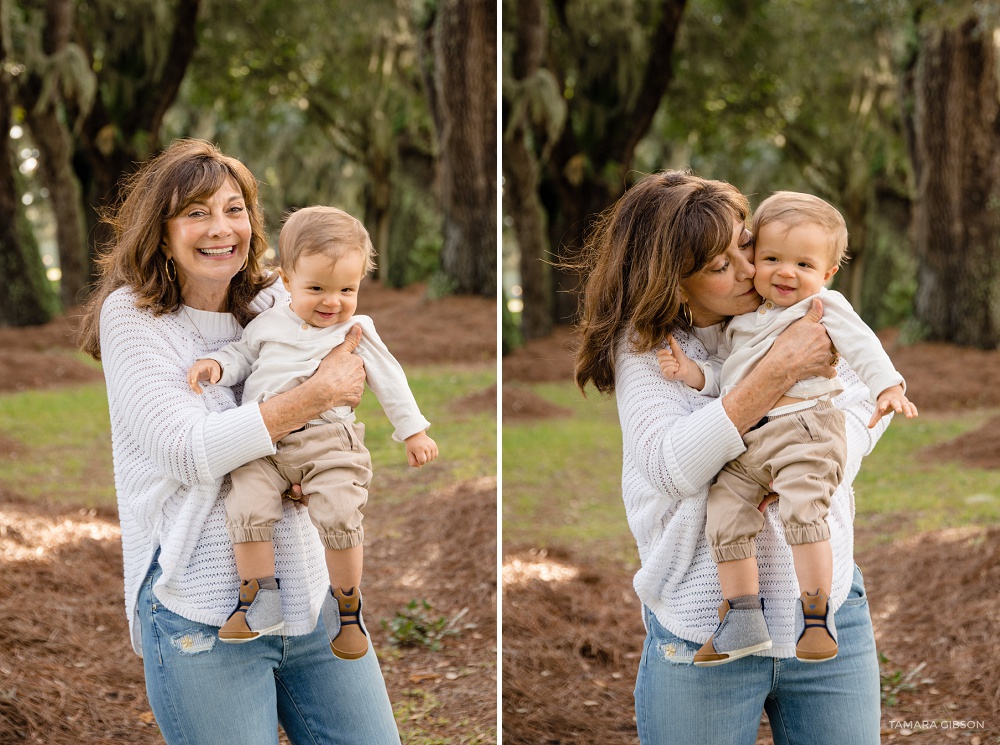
187 359 223 394
656 334 707 391
405 431 439 468
869 384 919 428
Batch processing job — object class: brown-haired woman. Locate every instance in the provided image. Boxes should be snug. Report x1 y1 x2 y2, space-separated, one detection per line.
575 171 885 744
79 139 399 743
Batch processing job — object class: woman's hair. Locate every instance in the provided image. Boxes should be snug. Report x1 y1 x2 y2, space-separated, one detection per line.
574 170 750 394
752 191 849 266
278 205 376 275
78 139 275 360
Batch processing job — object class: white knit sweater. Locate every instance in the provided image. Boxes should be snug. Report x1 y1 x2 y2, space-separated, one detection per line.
616 325 889 658
100 285 330 656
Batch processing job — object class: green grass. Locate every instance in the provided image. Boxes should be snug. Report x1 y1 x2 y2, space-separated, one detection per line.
357 365 496 503
502 381 1000 557
502 382 636 563
0 364 495 509
0 384 115 506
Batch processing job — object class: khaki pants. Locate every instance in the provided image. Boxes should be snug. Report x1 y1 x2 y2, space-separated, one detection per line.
706 401 847 563
227 421 373 551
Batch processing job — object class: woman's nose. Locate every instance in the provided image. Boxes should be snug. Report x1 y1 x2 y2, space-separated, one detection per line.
207 214 231 237
734 253 755 280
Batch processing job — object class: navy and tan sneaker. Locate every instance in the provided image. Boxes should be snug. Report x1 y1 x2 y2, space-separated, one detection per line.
693 597 772 667
218 578 284 643
795 590 838 662
321 586 369 660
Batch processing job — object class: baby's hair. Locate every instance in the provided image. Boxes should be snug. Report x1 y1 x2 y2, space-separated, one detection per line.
278 205 377 274
752 191 849 266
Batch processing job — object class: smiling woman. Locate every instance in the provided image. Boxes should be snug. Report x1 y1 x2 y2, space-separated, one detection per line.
75 139 402 744
162 181 253 312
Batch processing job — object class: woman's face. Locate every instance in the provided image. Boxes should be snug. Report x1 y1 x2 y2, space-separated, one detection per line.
680 219 759 327
163 177 252 311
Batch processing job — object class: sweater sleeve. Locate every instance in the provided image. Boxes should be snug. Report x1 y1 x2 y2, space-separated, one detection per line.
354 317 431 442
615 333 746 500
100 291 275 486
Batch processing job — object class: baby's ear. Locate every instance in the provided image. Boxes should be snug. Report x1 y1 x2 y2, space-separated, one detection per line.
824 265 839 283
276 268 291 289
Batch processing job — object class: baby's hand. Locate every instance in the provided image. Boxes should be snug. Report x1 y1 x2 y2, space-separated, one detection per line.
405 431 439 468
869 385 918 428
187 359 223 394
656 335 705 390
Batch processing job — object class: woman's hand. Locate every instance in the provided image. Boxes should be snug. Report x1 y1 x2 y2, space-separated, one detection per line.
259 325 366 442
311 325 367 408
721 298 837 434
768 298 838 383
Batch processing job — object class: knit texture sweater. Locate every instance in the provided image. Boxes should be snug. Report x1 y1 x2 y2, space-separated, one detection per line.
616 324 889 658
205 302 430 442
101 285 330 656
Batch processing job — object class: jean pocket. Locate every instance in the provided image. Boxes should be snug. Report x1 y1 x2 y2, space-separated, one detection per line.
643 607 702 665
152 604 218 657
840 565 869 608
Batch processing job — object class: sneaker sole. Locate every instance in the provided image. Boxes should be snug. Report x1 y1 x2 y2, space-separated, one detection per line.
796 651 838 663
693 640 773 667
219 621 286 644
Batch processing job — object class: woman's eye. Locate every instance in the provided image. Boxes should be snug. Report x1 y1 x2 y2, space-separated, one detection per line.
711 262 730 273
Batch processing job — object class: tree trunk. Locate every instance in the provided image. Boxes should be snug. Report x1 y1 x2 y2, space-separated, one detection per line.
502 0 552 339
18 0 90 308
543 0 687 323
910 12 1000 348
0 0 56 326
433 0 497 297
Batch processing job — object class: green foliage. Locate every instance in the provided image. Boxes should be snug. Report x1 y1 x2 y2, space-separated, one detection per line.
382 599 457 650
166 0 442 286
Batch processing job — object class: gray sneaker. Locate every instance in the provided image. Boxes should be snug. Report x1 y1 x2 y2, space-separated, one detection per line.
218 578 284 643
693 598 772 667
320 586 369 660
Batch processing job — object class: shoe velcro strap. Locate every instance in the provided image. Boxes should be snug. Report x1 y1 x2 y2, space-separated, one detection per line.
340 613 360 626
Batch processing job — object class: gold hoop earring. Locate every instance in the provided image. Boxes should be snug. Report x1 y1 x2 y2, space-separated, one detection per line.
165 257 177 282
239 253 249 272
679 303 693 326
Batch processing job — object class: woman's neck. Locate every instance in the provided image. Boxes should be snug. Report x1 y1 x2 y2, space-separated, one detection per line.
179 282 228 312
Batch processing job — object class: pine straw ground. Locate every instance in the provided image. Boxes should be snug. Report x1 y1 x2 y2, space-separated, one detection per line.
502 329 1000 745
0 282 497 744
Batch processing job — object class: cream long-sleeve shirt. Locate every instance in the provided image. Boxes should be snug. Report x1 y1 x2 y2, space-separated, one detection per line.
101 284 330 656
699 288 904 415
616 324 889 657
203 302 430 443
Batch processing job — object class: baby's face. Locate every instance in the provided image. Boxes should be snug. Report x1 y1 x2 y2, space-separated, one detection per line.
752 221 839 308
279 250 366 328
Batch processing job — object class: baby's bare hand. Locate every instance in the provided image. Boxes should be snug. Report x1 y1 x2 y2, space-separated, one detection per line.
406 432 439 468
187 359 222 394
868 387 919 428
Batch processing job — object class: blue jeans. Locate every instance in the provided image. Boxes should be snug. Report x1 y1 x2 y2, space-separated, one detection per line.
137 560 400 744
635 565 880 745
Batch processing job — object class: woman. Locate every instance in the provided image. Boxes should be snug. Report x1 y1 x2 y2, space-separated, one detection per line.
574 171 885 744
79 139 400 744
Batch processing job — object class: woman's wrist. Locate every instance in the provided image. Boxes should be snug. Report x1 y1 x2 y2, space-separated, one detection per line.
259 378 325 442
721 354 793 434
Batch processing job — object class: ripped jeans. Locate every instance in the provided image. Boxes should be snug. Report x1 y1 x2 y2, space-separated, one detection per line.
635 565 880 745
137 559 400 744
